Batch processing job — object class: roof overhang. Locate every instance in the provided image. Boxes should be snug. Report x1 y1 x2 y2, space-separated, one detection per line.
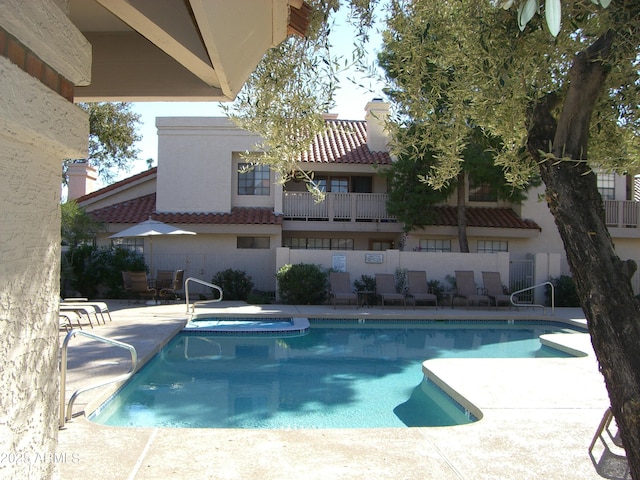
69 0 310 102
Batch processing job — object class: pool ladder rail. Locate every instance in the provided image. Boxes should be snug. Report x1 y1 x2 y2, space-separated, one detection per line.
510 281 555 315
185 277 223 313
59 329 137 428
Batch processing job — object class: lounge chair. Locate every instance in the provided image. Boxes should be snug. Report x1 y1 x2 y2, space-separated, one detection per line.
328 272 358 309
159 270 185 303
61 298 112 323
375 273 406 309
453 271 490 308
59 303 99 328
59 312 82 331
407 271 438 309
129 271 157 303
481 271 513 308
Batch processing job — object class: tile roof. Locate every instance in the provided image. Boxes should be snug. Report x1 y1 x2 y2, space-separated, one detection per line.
89 193 282 226
298 120 392 165
76 167 157 203
429 206 541 230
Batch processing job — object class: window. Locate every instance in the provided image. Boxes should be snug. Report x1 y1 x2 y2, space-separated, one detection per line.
468 178 497 202
418 239 452 252
112 237 144 255
597 173 615 200
237 237 270 249
330 177 348 193
238 163 270 195
311 176 349 193
283 237 354 250
370 240 393 251
477 240 508 253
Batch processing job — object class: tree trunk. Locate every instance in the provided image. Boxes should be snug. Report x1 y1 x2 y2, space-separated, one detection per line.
527 30 640 479
457 171 469 252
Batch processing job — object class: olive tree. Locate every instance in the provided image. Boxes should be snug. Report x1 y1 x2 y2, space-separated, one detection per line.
228 1 640 476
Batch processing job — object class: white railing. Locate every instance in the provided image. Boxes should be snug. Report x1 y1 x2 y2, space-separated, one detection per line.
282 192 396 222
60 330 137 427
510 281 555 315
185 277 223 313
604 200 640 228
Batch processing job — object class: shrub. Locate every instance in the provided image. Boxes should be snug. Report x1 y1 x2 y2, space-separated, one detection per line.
276 263 328 305
212 269 254 301
246 290 275 305
64 245 146 298
353 274 376 305
547 275 581 307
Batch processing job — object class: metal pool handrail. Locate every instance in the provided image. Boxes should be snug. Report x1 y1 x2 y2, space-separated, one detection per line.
185 277 223 313
59 329 137 428
510 281 555 315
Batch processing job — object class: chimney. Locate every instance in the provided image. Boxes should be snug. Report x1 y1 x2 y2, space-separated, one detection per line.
365 98 390 152
67 162 98 200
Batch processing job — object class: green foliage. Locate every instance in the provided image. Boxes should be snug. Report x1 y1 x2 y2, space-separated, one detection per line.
275 263 328 305
379 0 640 185
61 200 104 247
427 280 446 302
63 245 146 298
546 275 581 307
246 291 275 305
212 269 254 301
63 102 142 185
353 274 376 292
353 274 377 305
395 267 408 293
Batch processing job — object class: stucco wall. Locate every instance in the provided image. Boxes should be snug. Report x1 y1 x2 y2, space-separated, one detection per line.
0 1 89 478
156 117 263 213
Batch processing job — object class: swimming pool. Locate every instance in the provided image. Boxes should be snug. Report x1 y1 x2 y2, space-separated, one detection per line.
90 319 582 429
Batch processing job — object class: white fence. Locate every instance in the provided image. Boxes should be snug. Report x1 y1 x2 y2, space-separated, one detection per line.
275 248 562 304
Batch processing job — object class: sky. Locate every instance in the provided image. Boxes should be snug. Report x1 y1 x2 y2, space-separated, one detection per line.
113 11 388 185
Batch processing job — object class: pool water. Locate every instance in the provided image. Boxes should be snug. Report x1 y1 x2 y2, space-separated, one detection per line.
91 320 579 429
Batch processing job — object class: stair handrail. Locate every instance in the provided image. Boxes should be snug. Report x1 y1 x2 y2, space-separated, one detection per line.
185 277 223 313
60 329 137 427
510 281 554 315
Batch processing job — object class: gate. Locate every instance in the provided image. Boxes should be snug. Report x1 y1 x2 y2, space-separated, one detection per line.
510 257 535 304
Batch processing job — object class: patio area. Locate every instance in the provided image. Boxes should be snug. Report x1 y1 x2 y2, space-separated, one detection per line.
56 301 628 480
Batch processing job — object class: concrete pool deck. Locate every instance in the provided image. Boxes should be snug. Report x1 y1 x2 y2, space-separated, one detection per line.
57 301 628 480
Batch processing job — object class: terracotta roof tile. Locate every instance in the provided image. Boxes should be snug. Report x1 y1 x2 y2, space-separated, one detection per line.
76 167 157 203
89 193 282 226
429 206 540 230
299 120 392 165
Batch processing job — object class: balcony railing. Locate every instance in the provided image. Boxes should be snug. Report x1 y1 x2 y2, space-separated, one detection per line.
604 200 640 228
283 195 640 228
283 192 396 222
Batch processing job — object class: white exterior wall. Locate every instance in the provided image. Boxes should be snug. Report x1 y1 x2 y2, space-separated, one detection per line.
156 117 263 213
0 1 90 478
276 248 510 294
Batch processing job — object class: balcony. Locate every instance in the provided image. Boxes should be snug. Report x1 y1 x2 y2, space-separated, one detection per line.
282 192 396 222
605 200 640 228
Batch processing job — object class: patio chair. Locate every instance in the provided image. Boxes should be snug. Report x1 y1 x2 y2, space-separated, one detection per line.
328 272 358 309
481 271 513 308
129 271 157 303
453 271 490 308
375 273 406 309
155 270 174 290
159 270 185 303
407 271 438 309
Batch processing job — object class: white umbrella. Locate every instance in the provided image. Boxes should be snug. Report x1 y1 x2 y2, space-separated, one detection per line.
109 219 196 273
